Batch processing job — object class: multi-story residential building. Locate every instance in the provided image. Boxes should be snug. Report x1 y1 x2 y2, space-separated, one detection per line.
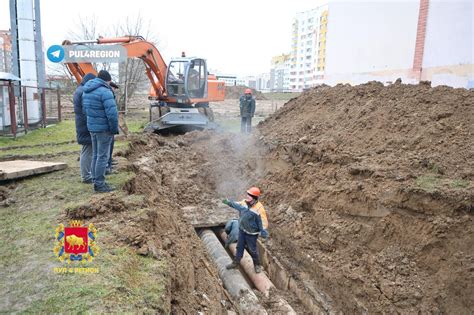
314 9 328 84
255 73 271 91
289 2 329 91
270 53 291 92
0 30 12 73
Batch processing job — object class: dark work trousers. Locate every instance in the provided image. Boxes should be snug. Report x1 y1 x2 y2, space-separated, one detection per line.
241 116 252 133
234 229 260 266
107 136 115 171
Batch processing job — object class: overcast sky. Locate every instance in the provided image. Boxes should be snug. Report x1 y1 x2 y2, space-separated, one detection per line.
0 0 329 76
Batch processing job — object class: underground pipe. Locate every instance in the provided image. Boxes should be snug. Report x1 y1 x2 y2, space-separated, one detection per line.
199 229 267 315
218 229 274 296
218 229 297 314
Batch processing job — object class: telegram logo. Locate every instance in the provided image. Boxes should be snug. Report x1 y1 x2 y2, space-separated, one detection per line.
47 45 65 63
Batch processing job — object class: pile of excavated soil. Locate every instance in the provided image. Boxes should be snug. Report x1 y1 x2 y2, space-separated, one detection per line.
255 81 473 313
65 134 237 314
225 86 267 100
67 81 472 313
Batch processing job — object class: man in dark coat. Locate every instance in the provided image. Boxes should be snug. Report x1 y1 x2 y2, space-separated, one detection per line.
73 73 96 183
239 88 256 133
82 70 119 193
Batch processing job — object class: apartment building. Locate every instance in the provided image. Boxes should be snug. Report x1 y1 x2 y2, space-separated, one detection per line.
0 30 12 73
289 3 328 91
270 53 291 92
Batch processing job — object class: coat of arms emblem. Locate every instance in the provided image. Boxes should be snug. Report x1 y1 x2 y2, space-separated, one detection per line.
53 220 99 263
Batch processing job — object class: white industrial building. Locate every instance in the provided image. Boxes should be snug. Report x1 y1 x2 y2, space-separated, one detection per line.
324 0 473 88
1 0 46 134
215 74 245 87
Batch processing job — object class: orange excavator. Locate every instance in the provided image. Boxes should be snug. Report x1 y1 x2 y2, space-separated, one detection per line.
62 36 225 132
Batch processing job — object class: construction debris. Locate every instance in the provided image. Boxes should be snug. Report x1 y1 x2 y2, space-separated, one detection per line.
0 160 67 181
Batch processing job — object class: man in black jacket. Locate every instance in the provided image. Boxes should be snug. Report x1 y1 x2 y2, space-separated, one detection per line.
239 88 256 133
73 73 96 183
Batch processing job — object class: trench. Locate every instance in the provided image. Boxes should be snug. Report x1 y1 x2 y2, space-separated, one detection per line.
194 225 334 314
123 133 338 313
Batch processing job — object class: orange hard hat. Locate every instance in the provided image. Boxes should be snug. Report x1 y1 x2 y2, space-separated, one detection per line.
244 88 252 94
247 187 261 198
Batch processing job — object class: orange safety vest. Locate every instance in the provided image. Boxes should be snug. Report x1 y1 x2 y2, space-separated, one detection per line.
239 200 268 229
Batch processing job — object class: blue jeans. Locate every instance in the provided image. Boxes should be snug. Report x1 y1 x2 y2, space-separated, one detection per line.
90 132 114 189
235 229 259 265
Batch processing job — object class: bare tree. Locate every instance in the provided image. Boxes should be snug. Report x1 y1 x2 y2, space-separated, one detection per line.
111 14 160 134
60 13 160 134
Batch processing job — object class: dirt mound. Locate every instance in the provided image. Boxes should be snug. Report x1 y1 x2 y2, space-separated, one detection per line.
66 78 472 313
0 186 10 201
66 194 143 219
225 85 267 100
254 81 473 313
0 185 15 207
97 134 236 313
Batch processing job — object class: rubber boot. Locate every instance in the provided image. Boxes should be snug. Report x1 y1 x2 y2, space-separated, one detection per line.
226 261 239 270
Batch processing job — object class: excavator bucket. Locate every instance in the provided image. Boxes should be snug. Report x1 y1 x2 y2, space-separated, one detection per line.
144 107 218 133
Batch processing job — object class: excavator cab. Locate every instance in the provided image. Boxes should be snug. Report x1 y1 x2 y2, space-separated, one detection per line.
166 58 207 103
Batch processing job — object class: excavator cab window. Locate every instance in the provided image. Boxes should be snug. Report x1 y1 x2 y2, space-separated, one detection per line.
185 59 207 99
166 60 187 97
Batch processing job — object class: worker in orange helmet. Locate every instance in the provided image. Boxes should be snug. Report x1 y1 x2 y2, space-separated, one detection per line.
222 186 268 273
239 88 256 133
238 187 268 229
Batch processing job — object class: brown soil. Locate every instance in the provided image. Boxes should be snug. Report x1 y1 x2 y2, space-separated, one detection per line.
64 81 473 313
256 81 473 313
225 86 267 100
64 134 237 314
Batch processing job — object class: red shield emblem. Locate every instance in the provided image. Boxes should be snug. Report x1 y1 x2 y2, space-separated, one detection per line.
64 226 88 254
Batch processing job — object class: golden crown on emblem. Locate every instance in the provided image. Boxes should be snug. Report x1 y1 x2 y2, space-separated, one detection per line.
69 220 83 227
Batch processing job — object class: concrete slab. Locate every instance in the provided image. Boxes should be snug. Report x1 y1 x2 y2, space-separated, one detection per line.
181 205 238 228
0 160 67 181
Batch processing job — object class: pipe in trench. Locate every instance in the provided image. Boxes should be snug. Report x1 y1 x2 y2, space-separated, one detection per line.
217 229 274 296
218 229 297 314
199 229 267 315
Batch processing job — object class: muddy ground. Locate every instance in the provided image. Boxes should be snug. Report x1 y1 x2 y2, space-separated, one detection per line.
4 81 472 313
63 81 472 313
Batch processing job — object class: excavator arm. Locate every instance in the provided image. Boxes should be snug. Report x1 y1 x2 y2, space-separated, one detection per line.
63 36 167 99
63 35 225 132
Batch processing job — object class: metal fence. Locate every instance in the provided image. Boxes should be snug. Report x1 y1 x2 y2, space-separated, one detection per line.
0 81 61 137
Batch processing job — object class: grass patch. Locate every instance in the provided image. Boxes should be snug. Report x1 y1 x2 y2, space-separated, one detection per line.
0 111 165 312
0 121 76 148
415 174 441 192
24 247 167 313
415 174 471 192
0 142 79 158
449 179 470 189
0 154 165 313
